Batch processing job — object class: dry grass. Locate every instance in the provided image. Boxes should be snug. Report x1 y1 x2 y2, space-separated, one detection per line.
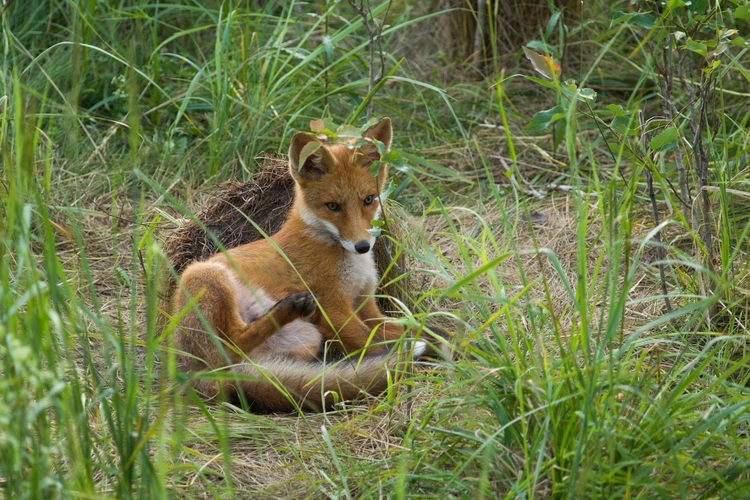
409 184 666 337
46 150 668 495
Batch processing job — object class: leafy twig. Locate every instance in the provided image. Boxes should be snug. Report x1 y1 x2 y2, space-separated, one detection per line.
348 0 391 120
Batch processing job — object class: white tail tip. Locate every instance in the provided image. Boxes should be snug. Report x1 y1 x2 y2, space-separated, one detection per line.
412 340 427 359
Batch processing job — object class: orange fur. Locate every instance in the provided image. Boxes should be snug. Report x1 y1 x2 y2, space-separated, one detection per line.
172 118 419 412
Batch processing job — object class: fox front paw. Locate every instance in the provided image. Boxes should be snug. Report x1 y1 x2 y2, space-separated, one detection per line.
274 291 316 319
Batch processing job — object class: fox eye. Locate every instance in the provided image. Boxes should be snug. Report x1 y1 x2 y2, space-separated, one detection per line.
326 202 341 212
364 195 375 206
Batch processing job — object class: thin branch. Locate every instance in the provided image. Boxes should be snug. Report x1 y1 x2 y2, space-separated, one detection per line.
693 73 717 311
661 34 691 222
640 110 673 315
495 155 544 199
348 0 390 120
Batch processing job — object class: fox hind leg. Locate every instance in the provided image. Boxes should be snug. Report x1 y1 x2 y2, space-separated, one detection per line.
176 262 316 358
231 291 317 354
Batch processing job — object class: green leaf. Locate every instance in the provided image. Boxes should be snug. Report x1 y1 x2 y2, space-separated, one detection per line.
610 11 656 28
137 215 161 251
610 11 632 27
335 124 361 139
370 160 382 176
632 13 656 29
526 39 558 56
310 118 337 135
666 0 687 11
553 118 565 149
523 75 559 90
703 59 721 75
381 150 402 163
606 104 627 117
613 116 638 135
577 87 597 101
711 42 727 57
372 138 386 155
686 38 708 58
649 127 679 152
322 35 333 62
735 5 750 20
323 118 337 133
297 142 320 169
545 11 561 38
382 150 411 173
525 105 565 132
392 162 411 174
115 267 132 288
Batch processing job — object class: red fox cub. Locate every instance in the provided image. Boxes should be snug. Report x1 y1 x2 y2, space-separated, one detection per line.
172 118 426 412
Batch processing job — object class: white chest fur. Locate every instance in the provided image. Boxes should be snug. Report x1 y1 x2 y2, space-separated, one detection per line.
338 251 379 298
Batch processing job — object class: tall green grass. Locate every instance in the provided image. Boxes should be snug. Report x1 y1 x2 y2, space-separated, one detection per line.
2 0 750 498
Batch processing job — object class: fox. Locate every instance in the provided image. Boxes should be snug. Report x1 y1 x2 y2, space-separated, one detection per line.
172 118 434 412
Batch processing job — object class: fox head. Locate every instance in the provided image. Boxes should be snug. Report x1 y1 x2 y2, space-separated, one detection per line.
288 118 392 254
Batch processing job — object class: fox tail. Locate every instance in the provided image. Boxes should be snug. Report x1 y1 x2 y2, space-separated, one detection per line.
190 342 426 412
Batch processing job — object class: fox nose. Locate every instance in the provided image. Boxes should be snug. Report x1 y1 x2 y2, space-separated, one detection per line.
354 241 371 254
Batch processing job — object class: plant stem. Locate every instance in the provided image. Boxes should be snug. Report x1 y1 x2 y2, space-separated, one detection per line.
640 111 673 315
473 0 486 70
348 0 390 120
662 35 690 221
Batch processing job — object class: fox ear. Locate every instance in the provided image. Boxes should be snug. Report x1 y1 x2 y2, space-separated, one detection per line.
360 117 392 164
289 132 330 180
363 117 392 150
